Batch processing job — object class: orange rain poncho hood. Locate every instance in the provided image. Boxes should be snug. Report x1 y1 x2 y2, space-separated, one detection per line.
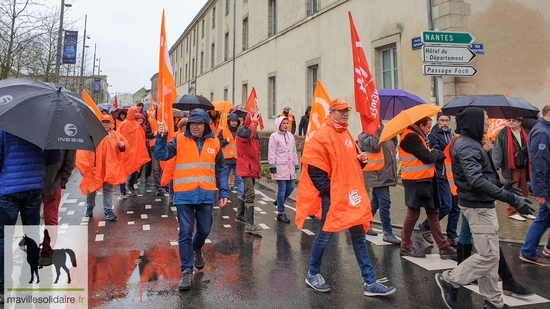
117 106 151 174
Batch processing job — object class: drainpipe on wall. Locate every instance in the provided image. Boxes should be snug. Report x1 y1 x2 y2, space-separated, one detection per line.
231 0 236 104
426 0 437 106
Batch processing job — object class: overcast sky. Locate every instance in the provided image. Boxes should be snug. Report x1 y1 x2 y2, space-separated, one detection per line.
45 0 208 95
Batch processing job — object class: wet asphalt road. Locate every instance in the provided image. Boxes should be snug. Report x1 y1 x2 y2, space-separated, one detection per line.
54 173 550 309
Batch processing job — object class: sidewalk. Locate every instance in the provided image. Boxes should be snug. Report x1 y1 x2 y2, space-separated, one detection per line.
256 177 549 245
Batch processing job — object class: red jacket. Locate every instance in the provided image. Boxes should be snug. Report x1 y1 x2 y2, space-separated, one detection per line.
236 112 261 178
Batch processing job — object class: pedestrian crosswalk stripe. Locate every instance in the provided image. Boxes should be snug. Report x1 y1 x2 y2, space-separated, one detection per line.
79 202 85 206
302 229 315 236
255 207 263 212
155 199 161 201
143 225 150 231
81 217 89 222
258 223 270 230
171 207 176 211
223 224 231 228
145 205 152 209
222 216 230 219
258 201 267 205
95 234 104 241
59 207 67 212
128 221 135 225
162 215 168 218
67 210 75 215
465 282 549 306
127 211 134 214
213 206 220 209
141 214 148 219
170 241 178 246
401 254 456 271
98 221 105 227
260 212 267 214
205 239 212 244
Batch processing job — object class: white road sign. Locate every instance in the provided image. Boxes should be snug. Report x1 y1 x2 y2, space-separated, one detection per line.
423 65 477 77
422 46 476 64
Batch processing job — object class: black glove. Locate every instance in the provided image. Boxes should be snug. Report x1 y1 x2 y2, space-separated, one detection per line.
513 195 535 216
270 167 277 174
502 180 522 195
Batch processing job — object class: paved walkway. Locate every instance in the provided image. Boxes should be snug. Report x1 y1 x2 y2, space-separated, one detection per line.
257 178 550 245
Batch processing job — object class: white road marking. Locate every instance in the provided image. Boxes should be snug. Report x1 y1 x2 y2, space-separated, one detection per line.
222 216 230 219
155 199 161 201
223 224 231 228
258 200 267 205
258 223 270 230
95 234 104 241
127 211 134 214
145 205 152 209
170 241 178 246
98 221 106 227
128 221 135 225
141 214 148 219
171 207 177 211
302 229 315 236
162 215 168 218
67 210 75 215
143 225 150 231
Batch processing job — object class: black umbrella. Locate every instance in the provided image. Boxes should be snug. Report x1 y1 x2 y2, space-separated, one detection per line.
231 110 248 119
442 95 540 119
0 78 107 151
173 94 215 111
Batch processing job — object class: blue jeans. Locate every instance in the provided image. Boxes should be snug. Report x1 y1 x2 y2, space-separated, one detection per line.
221 162 244 198
371 186 393 235
308 195 377 284
458 213 472 245
276 180 295 214
127 172 139 190
422 180 459 239
521 199 550 259
176 204 213 271
0 190 42 291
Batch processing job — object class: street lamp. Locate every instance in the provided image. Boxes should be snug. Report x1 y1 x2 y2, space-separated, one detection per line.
79 14 88 94
54 0 72 83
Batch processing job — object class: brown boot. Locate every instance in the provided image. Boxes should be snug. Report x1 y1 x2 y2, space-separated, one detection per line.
439 246 457 260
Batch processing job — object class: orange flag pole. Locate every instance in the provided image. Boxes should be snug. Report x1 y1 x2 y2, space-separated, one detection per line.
82 89 104 120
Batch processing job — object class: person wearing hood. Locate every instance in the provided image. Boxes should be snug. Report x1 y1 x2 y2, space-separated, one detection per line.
418 112 460 247
398 116 456 259
77 114 128 221
236 111 263 234
435 107 535 309
155 108 229 292
218 113 244 202
269 116 299 223
118 106 151 196
280 105 296 134
299 106 312 136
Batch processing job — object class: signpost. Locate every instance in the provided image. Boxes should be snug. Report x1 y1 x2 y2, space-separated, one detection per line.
422 46 476 64
421 30 475 45
423 65 477 77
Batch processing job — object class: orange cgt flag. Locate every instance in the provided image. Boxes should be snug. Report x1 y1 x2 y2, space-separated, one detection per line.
305 79 331 144
158 10 177 141
244 87 264 130
113 93 119 108
487 118 507 141
82 89 103 121
348 11 380 135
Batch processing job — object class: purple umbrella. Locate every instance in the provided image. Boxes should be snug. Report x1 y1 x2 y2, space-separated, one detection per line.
378 89 426 120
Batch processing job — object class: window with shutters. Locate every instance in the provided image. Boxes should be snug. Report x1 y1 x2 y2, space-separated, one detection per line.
201 19 205 38
307 0 319 15
242 83 248 105
268 75 276 118
200 51 204 74
224 32 229 61
211 43 215 68
212 6 216 28
381 46 398 89
307 64 318 105
226 0 230 15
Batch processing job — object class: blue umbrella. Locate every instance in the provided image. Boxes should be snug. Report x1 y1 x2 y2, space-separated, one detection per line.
97 103 116 113
378 89 426 120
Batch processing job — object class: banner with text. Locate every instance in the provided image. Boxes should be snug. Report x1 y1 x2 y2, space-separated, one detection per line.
62 31 78 64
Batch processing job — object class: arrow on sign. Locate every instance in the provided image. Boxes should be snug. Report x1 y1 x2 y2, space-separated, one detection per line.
423 65 477 77
421 31 475 45
422 46 476 64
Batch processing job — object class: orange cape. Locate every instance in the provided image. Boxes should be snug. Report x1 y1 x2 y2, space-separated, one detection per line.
76 131 129 194
296 118 373 232
117 106 151 174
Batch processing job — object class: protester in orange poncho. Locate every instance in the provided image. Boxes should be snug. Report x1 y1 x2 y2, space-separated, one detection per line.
296 98 395 296
117 106 151 195
76 114 129 220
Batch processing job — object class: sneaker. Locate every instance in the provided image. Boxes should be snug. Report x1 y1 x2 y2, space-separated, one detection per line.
364 280 396 297
508 214 526 221
127 186 137 195
178 268 192 291
435 273 458 309
519 253 550 266
105 209 117 221
366 228 378 236
543 246 550 258
194 250 204 270
418 223 434 244
133 183 139 190
483 300 512 309
502 280 535 297
439 246 457 260
276 213 291 223
85 207 94 217
382 234 401 245
305 273 331 292
522 214 536 220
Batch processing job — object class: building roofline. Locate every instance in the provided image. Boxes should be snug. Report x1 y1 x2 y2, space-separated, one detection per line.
169 0 212 53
